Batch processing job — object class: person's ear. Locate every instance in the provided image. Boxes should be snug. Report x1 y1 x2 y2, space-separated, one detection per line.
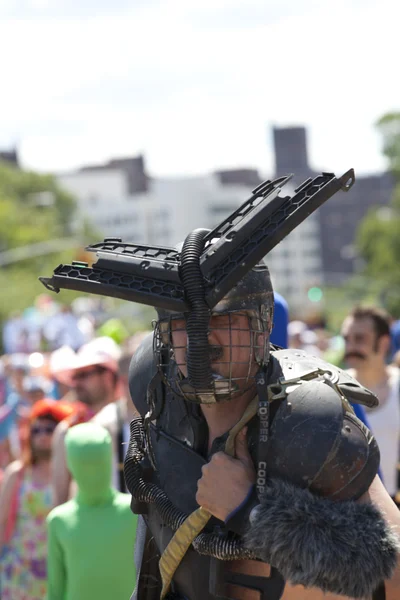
378 334 391 357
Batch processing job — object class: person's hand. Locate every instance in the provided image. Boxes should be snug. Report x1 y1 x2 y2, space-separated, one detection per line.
196 427 256 521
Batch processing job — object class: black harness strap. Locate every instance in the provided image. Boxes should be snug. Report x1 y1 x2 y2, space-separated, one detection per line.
255 369 271 500
209 558 285 600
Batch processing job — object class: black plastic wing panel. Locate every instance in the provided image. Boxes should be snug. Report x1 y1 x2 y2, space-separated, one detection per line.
40 169 354 311
39 238 188 312
86 239 182 285
201 170 354 308
87 239 180 267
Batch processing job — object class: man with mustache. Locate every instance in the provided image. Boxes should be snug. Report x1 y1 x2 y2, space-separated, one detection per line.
342 305 400 500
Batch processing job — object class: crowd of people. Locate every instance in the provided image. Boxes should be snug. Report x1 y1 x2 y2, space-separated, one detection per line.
0 292 399 598
0 295 149 599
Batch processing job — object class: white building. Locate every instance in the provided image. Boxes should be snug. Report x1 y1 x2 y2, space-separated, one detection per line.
57 168 153 243
57 162 323 315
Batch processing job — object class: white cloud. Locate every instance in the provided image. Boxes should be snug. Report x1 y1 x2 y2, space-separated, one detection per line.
0 0 399 177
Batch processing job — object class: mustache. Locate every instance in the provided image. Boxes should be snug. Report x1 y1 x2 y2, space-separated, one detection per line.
209 345 224 361
345 352 367 361
186 346 223 361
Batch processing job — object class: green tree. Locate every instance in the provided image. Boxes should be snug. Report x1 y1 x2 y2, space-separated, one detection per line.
356 112 400 316
0 161 153 350
0 160 86 329
375 112 400 180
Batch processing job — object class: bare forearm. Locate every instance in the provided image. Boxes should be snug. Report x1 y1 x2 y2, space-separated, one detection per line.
360 477 400 597
360 476 400 524
386 557 400 600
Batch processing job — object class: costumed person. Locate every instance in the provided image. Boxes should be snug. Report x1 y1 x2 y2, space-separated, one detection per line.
125 264 400 600
0 399 74 600
38 171 400 600
46 423 138 600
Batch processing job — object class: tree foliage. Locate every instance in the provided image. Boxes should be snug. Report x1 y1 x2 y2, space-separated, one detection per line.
375 112 400 180
0 161 155 346
356 112 400 317
0 161 84 324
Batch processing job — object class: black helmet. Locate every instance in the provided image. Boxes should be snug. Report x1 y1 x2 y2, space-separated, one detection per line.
154 260 274 404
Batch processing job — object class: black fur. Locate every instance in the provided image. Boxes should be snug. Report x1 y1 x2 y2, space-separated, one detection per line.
244 478 400 599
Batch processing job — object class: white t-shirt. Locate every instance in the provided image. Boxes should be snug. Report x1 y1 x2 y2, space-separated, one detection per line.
366 368 400 496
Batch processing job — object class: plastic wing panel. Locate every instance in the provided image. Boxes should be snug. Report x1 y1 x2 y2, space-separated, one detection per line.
85 241 182 285
39 258 188 312
201 170 354 309
39 169 354 312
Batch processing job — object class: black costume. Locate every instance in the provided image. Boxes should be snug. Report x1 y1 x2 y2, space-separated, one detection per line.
125 301 395 600
40 170 399 600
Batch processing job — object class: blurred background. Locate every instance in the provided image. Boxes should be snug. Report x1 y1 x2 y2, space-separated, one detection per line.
1 0 400 343
1 1 400 597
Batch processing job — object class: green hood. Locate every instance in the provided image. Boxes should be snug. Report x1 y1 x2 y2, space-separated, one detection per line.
66 423 114 506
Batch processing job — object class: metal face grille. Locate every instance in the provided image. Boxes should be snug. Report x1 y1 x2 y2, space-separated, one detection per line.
154 309 270 403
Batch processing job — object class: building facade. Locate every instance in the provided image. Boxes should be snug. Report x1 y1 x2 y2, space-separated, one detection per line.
0 148 19 167
56 126 392 316
271 126 394 284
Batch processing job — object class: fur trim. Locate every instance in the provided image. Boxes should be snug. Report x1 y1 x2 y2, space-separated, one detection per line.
244 478 400 599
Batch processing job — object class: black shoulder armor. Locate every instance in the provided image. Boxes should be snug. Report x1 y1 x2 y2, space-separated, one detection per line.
266 349 380 500
271 348 379 408
128 332 157 417
129 341 380 501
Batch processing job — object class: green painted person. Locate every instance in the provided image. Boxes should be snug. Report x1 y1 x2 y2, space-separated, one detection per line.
46 422 138 600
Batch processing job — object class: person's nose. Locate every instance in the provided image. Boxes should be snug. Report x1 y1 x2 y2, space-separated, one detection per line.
208 330 226 353
345 340 358 355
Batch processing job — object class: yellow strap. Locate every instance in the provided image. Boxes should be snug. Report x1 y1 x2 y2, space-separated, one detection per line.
224 395 259 457
159 396 259 598
159 506 211 598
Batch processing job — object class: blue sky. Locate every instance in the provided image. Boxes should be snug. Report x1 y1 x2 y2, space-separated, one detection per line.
1 0 399 178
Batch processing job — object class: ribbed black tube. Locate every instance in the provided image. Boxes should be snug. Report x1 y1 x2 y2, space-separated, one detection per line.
123 418 257 560
193 531 255 560
124 418 186 528
180 229 213 390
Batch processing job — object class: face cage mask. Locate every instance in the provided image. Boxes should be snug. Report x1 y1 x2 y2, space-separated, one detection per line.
153 307 272 404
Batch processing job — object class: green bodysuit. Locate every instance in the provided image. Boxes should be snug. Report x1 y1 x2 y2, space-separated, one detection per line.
46 423 137 600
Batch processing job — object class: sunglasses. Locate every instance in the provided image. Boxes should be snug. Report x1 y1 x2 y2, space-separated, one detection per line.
72 367 104 382
31 425 56 436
